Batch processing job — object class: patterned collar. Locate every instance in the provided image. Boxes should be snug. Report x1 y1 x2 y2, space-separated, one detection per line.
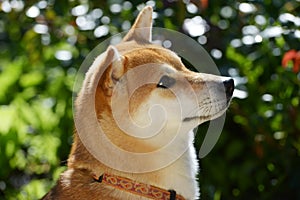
93 173 185 200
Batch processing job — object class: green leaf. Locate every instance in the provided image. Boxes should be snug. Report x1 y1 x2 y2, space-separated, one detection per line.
19 71 44 87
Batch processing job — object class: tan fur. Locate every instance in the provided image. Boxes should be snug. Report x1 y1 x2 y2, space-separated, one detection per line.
42 6 233 200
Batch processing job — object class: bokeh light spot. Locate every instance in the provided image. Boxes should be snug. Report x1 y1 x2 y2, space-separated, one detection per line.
55 50 72 61
26 6 40 18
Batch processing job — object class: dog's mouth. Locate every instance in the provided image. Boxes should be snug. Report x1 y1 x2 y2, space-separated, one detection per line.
182 107 226 123
183 99 232 123
183 115 211 122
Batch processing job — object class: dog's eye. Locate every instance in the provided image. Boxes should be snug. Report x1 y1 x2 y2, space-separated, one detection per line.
157 75 175 89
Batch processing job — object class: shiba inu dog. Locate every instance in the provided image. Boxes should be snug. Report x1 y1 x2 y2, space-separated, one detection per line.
42 6 234 200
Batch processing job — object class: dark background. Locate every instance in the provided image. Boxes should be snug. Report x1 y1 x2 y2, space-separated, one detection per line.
0 0 299 199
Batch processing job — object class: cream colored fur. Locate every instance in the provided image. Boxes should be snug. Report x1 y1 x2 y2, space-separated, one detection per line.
42 6 233 200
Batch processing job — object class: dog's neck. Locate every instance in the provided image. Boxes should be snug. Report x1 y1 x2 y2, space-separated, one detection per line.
68 127 199 199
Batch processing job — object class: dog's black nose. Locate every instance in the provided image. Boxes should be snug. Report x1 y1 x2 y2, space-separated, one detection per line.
223 79 234 102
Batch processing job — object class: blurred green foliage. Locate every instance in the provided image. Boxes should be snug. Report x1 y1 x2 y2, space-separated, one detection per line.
0 0 299 199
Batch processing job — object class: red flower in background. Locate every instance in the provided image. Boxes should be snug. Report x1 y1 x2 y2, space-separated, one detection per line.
200 0 209 10
282 50 300 73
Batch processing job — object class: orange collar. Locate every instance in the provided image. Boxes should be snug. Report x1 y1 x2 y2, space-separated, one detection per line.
93 173 185 200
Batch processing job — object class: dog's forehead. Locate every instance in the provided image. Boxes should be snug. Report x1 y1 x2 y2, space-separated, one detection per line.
121 45 184 71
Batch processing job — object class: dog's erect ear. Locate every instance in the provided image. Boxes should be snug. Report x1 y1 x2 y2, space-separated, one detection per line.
102 46 125 96
122 6 153 43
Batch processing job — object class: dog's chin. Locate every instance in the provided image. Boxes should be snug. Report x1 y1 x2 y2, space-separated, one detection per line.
183 104 229 124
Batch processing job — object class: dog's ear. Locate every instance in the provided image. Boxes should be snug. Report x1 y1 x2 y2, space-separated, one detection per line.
122 6 153 43
102 46 125 96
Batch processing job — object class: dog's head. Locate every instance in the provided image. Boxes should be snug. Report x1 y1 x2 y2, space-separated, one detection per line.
75 6 234 153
